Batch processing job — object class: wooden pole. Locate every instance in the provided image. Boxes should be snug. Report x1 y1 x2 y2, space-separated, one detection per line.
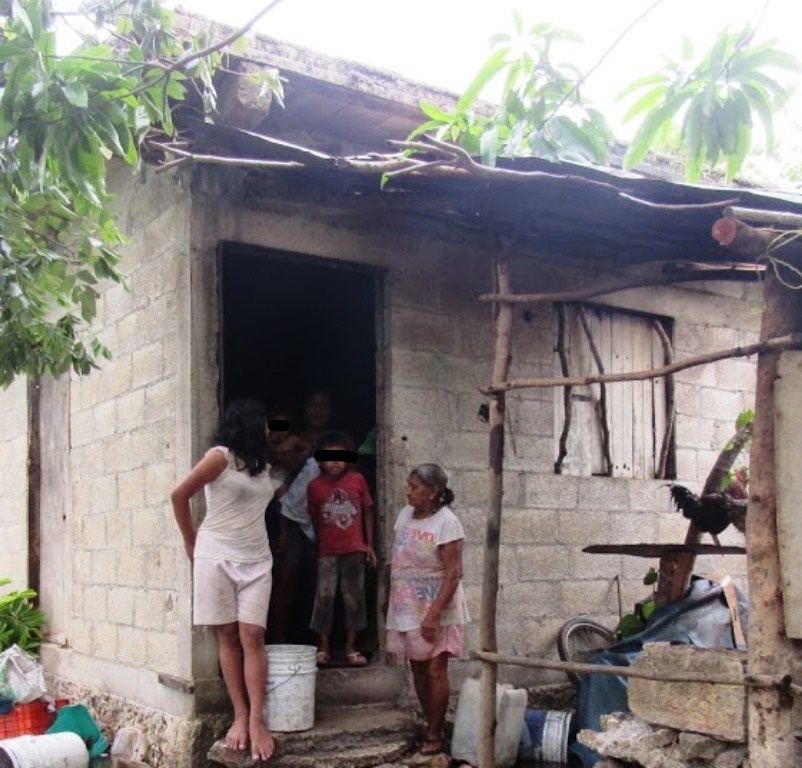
471 650 801 694
746 270 801 766
478 255 513 768
712 215 801 765
27 376 41 597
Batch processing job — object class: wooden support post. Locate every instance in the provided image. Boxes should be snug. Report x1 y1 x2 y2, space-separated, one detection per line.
479 255 513 768
746 269 800 767
712 214 801 765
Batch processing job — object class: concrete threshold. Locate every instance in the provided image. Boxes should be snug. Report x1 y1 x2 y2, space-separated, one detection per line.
208 703 419 768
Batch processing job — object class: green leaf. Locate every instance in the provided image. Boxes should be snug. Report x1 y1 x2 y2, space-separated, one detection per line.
456 47 509 112
62 81 89 109
736 410 755 430
623 90 691 170
479 125 500 167
418 100 454 123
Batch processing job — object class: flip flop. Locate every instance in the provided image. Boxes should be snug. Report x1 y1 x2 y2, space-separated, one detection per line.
316 650 331 665
345 651 367 666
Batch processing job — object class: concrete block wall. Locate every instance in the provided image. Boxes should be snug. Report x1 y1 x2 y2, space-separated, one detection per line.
43 165 195 723
0 378 29 588
213 169 758 687
385 255 758 684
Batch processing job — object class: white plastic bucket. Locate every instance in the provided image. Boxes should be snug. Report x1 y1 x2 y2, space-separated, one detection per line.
0 732 88 768
263 644 317 732
517 708 576 763
451 677 527 768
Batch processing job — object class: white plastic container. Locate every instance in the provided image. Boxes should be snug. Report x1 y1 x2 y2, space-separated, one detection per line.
263 644 317 732
450 677 527 767
0 732 88 768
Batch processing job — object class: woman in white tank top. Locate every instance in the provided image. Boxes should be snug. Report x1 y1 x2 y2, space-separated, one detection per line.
172 398 278 763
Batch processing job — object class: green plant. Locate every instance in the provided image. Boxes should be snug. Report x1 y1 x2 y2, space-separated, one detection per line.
619 27 800 182
0 578 47 656
410 13 613 166
615 566 658 640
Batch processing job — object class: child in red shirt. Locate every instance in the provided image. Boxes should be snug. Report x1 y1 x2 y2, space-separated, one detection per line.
307 432 377 665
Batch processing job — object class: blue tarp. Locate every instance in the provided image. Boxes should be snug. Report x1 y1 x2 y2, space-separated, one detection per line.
570 577 748 767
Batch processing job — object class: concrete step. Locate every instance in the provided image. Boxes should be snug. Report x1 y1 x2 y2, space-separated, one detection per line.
208 704 419 768
315 662 407 707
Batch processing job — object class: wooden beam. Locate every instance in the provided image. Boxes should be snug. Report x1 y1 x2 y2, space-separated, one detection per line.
471 651 801 694
724 207 802 228
477 269 756 305
27 377 41 597
479 255 513 768
746 270 802 766
712 216 776 256
481 333 802 394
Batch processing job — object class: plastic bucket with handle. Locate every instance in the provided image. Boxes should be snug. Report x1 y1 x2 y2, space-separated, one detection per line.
263 644 317 732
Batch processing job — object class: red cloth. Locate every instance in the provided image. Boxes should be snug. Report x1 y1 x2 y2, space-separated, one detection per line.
307 470 373 556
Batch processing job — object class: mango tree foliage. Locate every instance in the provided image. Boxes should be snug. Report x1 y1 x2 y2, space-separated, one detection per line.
619 26 800 182
0 0 282 387
410 14 614 167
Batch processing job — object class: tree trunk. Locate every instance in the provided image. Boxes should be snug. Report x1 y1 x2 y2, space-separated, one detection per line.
479 256 513 768
747 270 801 766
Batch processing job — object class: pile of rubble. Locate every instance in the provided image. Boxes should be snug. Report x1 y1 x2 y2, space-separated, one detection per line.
577 712 747 768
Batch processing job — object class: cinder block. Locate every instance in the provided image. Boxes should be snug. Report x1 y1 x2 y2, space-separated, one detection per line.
628 643 747 741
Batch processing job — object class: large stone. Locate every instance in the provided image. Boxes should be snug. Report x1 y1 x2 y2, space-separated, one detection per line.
628 644 747 742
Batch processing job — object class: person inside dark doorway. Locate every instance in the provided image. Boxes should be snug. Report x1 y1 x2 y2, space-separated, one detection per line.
264 408 312 643
307 432 377 666
298 388 332 448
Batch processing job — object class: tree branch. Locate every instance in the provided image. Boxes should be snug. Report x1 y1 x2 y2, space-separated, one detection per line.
147 142 302 168
553 304 572 474
480 333 802 394
478 266 762 304
578 305 613 475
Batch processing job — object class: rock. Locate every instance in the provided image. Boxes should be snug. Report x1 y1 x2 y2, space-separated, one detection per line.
675 731 728 761
111 727 146 762
628 644 747 742
578 714 677 766
207 740 259 767
713 746 747 768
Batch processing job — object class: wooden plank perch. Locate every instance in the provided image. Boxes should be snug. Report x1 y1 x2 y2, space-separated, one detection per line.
480 333 802 394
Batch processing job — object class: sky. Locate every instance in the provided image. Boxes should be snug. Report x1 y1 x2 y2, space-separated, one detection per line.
166 0 802 145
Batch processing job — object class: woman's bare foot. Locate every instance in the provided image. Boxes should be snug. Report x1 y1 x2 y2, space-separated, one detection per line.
225 717 249 751
250 719 275 762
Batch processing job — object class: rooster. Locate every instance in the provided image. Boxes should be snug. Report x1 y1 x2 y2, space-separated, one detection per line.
668 470 747 545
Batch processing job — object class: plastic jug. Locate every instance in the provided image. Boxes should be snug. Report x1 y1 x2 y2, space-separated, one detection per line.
450 677 527 767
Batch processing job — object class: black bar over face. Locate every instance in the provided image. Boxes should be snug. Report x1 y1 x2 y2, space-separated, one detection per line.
314 449 358 464
268 419 291 432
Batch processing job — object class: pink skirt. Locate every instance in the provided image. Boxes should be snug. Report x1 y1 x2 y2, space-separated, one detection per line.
385 625 464 661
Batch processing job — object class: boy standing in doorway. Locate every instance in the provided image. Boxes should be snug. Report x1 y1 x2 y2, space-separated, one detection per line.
307 432 377 665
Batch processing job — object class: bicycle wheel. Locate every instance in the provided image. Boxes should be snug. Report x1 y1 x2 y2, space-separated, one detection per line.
557 618 616 685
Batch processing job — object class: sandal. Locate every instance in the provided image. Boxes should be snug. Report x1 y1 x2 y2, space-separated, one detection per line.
417 738 445 756
316 650 331 665
345 651 367 666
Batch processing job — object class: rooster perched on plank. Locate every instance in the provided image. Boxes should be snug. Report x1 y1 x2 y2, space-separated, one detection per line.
668 469 748 545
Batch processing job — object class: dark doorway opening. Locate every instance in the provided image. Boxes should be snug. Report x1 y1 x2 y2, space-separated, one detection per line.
220 242 380 659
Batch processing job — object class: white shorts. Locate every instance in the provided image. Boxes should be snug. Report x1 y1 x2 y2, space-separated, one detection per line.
193 558 272 628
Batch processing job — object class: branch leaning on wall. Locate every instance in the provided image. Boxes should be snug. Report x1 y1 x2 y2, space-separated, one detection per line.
554 304 573 474
578 305 613 476
653 319 675 479
480 333 802 394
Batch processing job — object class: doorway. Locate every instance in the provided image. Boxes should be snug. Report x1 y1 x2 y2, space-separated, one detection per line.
219 242 381 658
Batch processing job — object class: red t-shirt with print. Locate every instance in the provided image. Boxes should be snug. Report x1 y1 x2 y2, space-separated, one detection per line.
307 470 373 556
